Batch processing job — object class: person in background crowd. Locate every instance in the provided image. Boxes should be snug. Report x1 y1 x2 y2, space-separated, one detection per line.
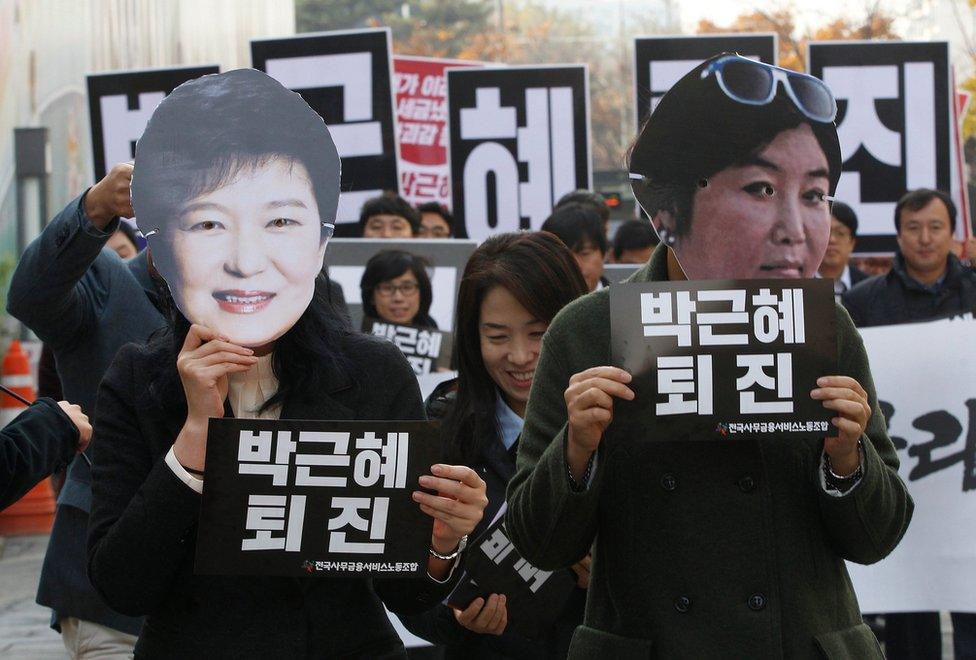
843 188 976 328
818 201 869 302
37 216 143 495
87 67 486 659
399 231 589 659
417 202 454 238
360 250 438 330
541 202 608 292
609 219 657 264
359 192 420 238
843 187 976 660
555 190 610 237
1 399 91 509
507 54 912 658
7 161 163 657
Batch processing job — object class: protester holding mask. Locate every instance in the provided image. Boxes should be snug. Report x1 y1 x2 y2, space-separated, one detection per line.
87 69 487 659
360 250 438 331
506 54 912 658
399 231 589 658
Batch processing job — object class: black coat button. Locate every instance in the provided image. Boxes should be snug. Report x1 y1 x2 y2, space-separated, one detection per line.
674 596 691 613
748 594 766 611
660 474 677 491
737 476 756 493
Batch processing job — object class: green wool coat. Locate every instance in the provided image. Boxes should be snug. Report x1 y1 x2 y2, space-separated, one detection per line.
505 244 913 660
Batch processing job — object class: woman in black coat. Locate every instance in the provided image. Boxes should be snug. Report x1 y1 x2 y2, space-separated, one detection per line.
86 69 487 659
398 232 588 659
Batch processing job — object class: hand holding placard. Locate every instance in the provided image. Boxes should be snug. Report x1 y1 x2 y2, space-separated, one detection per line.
84 162 134 227
811 375 872 476
564 366 634 479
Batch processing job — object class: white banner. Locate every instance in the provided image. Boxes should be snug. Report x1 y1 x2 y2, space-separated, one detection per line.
848 315 976 613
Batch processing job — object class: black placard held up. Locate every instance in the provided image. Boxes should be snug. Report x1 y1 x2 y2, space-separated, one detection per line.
196 419 440 577
87 66 219 180
809 41 951 255
447 65 591 242
251 29 399 236
449 510 577 639
610 279 836 439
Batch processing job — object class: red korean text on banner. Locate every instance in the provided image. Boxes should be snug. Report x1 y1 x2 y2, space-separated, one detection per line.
393 56 482 208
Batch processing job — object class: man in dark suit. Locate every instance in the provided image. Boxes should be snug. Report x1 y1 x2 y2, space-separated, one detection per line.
7 163 166 657
1 399 90 509
818 200 869 303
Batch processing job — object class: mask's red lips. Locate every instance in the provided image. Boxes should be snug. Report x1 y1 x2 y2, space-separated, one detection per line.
213 290 276 314
759 262 804 278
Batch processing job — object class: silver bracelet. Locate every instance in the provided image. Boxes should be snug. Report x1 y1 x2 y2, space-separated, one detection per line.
825 439 863 481
429 534 468 561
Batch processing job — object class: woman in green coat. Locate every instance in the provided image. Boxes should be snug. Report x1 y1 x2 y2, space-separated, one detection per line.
505 54 913 659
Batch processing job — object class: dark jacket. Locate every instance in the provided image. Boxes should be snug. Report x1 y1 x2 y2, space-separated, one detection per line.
398 381 585 660
506 244 913 659
7 193 164 634
87 330 454 659
1 398 78 509
849 265 870 288
842 252 976 327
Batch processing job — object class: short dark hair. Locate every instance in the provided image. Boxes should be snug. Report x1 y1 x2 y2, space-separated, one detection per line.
894 188 956 233
541 202 608 255
359 250 435 328
131 68 340 278
612 219 658 260
359 192 421 235
830 201 858 237
417 202 454 231
555 190 610 224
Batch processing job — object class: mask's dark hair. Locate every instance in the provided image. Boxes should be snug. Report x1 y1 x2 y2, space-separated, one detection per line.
131 69 340 280
359 250 436 329
541 202 608 255
628 53 841 240
155 273 354 415
358 193 421 235
612 219 658 260
830 201 858 237
443 231 587 465
894 188 956 233
417 202 454 232
555 189 610 223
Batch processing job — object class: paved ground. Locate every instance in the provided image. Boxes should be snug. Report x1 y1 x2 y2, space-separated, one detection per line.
0 534 65 659
0 533 957 659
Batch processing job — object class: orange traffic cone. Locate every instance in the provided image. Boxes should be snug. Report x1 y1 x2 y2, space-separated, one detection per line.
0 339 57 534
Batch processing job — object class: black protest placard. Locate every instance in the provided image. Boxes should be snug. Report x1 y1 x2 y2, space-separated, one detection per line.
449 513 577 639
196 419 440 577
447 65 591 242
366 319 453 375
809 41 951 255
87 65 219 180
610 279 836 439
633 34 776 130
251 29 398 236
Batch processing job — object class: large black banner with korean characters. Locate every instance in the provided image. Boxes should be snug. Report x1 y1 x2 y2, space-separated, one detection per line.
447 65 591 242
633 34 776 131
809 41 951 255
610 279 836 438
251 29 398 236
87 65 219 180
196 419 440 577
448 508 577 639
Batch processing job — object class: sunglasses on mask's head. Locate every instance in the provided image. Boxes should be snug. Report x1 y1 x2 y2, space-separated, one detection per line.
701 55 837 123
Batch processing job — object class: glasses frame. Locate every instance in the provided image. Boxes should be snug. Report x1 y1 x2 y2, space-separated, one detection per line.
701 55 837 123
375 280 420 298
